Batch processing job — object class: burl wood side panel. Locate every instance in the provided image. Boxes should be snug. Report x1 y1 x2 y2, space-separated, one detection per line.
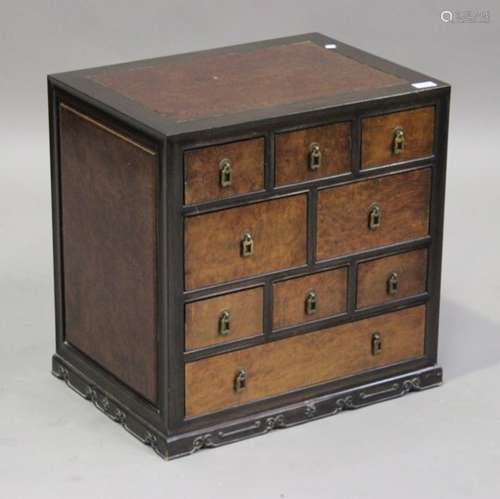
317 169 431 261
357 249 428 309
361 107 435 169
59 104 158 403
186 306 426 417
185 195 307 289
185 287 264 351
273 268 347 329
185 138 264 204
275 122 351 186
89 41 406 122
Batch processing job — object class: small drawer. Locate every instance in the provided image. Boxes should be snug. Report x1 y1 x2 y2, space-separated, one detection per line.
317 168 431 260
185 194 307 289
275 122 351 186
185 305 426 417
361 107 434 169
184 138 264 204
357 249 428 309
273 268 347 330
185 287 263 351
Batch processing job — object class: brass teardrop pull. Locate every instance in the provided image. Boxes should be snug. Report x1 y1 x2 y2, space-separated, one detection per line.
240 232 254 257
393 127 405 155
309 143 322 170
234 368 247 392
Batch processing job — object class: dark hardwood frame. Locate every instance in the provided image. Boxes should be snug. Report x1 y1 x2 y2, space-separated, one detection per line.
48 33 450 458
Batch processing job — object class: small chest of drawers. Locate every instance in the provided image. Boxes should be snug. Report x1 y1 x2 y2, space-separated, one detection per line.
49 33 450 459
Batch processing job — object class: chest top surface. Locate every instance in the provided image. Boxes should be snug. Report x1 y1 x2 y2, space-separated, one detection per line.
51 33 448 136
87 40 405 122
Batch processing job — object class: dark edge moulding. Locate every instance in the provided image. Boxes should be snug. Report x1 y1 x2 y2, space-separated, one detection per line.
48 32 450 459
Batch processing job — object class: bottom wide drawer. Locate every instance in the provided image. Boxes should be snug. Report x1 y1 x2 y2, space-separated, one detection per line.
185 305 426 417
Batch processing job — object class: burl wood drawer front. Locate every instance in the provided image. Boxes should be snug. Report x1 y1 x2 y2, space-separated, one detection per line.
361 107 434 169
273 267 347 330
317 168 431 261
275 122 351 185
357 249 428 309
184 138 264 204
185 195 307 289
185 287 263 351
185 305 426 417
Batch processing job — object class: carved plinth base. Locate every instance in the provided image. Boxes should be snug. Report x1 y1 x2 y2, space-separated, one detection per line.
52 355 442 460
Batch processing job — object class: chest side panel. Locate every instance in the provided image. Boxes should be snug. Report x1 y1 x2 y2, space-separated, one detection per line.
58 103 158 403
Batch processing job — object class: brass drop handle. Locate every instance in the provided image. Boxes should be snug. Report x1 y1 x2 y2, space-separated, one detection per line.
393 127 405 155
219 310 231 336
305 290 317 315
387 272 399 296
368 203 381 230
241 232 254 257
234 368 247 393
309 142 322 170
372 332 382 355
219 158 233 187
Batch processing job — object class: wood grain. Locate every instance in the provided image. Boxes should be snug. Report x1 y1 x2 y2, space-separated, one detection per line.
361 106 434 169
185 195 307 289
59 104 158 403
317 169 431 260
185 287 263 351
275 122 351 185
89 41 406 122
185 306 426 417
184 138 264 204
357 249 428 309
273 268 347 329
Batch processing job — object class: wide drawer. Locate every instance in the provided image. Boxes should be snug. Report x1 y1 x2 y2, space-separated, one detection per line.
185 305 426 417
185 194 307 289
317 168 431 261
357 249 428 309
185 287 264 351
361 107 434 169
184 138 264 204
275 122 351 185
273 267 347 330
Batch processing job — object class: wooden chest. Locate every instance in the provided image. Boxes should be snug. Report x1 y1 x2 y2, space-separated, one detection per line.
48 33 450 459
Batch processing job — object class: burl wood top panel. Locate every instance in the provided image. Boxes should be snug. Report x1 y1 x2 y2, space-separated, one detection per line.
273 267 347 330
185 195 307 289
362 106 435 169
317 168 431 261
185 306 426 417
59 104 158 403
357 249 428 309
185 138 264 204
275 122 351 186
89 41 406 122
185 287 264 351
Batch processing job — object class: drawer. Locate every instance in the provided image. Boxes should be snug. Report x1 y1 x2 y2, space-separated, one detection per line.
357 249 428 309
317 168 431 260
361 107 434 169
185 194 307 289
184 138 264 204
185 305 426 417
273 267 347 330
275 122 351 185
185 287 263 351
